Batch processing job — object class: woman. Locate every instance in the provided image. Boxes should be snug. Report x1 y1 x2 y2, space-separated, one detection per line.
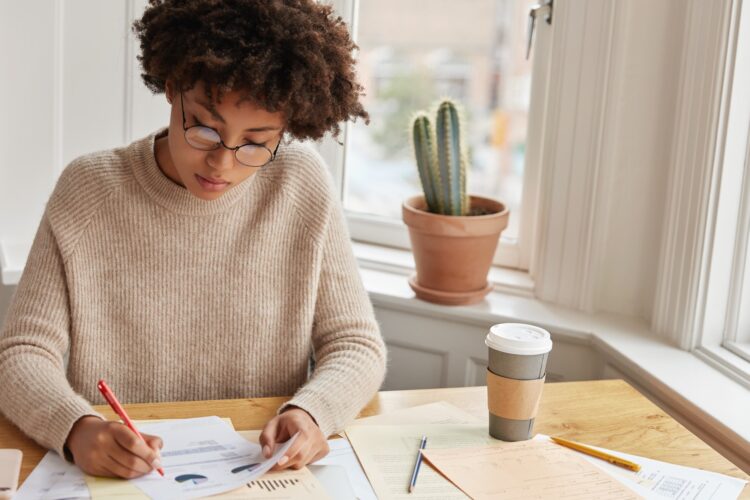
0 0 386 479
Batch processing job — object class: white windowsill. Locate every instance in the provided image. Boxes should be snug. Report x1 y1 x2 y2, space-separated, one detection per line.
3 239 749 470
354 244 750 472
351 242 535 297
0 240 31 285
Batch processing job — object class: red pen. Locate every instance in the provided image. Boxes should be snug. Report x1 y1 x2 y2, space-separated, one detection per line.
97 379 165 477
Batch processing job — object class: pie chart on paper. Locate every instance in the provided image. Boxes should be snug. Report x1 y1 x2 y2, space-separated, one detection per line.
231 463 261 474
175 473 209 485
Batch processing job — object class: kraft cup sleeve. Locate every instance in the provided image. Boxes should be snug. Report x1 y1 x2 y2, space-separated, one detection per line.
487 369 546 420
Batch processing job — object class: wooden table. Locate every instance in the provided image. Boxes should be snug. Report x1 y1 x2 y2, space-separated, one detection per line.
1 380 748 497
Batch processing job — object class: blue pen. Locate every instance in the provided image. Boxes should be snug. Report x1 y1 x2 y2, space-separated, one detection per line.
408 435 428 493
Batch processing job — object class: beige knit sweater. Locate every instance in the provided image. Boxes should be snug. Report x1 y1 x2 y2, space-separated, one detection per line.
0 129 386 458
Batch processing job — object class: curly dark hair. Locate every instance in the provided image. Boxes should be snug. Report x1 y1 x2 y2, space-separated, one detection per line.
133 0 369 140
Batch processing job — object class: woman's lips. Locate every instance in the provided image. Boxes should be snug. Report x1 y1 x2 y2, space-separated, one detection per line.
195 174 230 192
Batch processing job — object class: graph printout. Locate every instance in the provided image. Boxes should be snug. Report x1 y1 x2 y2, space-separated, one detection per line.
132 416 297 499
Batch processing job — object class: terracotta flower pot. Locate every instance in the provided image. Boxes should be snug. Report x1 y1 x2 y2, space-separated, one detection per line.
402 195 509 305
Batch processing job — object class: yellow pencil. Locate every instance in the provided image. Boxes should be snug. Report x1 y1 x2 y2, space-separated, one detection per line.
550 436 641 472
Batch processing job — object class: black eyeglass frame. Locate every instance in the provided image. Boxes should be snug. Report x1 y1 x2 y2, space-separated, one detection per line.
179 92 280 168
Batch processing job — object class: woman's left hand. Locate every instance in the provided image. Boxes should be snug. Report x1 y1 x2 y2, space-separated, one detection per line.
259 407 330 470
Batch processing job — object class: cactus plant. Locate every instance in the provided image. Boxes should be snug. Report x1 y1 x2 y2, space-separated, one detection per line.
412 99 470 216
405 99 509 305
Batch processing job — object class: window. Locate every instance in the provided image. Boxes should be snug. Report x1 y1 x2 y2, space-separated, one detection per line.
721 2 750 363
695 0 750 384
322 0 545 270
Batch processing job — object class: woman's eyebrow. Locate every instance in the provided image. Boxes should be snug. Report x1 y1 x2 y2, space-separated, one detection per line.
194 99 282 132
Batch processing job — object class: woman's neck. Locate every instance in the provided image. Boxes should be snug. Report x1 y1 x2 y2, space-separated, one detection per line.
153 130 185 188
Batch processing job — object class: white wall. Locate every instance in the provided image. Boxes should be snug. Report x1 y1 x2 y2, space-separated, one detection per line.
0 0 167 253
0 0 694 376
1 3 60 247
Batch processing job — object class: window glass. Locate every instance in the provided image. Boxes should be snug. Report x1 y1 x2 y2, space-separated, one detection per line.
344 0 534 240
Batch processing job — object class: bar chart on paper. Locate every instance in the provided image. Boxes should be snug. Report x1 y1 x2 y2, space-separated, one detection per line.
214 468 330 499
247 478 302 491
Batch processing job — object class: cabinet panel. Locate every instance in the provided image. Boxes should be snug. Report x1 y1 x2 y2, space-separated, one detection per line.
374 304 599 390
382 341 448 390
465 357 489 387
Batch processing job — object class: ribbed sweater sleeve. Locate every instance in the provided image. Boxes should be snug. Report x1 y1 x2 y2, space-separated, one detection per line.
0 133 386 453
279 188 387 437
0 214 102 457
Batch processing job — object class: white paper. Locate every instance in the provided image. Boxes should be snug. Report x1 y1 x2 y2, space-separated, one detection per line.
345 423 505 499
14 451 89 500
132 416 297 499
349 401 481 427
311 438 377 500
307 464 356 500
538 435 748 500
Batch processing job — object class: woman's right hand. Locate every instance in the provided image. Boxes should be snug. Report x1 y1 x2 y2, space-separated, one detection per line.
65 416 163 478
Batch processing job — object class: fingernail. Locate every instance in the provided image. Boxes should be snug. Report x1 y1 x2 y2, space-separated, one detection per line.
152 458 162 470
278 456 289 466
263 446 270 457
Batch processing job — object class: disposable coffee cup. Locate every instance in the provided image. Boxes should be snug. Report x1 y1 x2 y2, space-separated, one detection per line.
485 323 552 441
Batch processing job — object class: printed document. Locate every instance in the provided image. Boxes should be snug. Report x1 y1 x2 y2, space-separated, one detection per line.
421 440 641 499
211 467 330 499
14 451 88 500
15 417 297 500
345 423 508 499
536 436 748 499
131 416 296 499
237 430 373 500
311 438 377 500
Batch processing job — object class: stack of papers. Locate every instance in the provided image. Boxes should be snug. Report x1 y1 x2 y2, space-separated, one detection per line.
310 438 377 500
14 402 748 500
132 417 296 499
343 403 748 500
421 439 640 499
16 417 297 500
236 429 375 500
210 466 329 499
535 435 748 499
14 452 89 500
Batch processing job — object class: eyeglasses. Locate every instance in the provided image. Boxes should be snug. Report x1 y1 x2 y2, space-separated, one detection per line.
180 93 280 168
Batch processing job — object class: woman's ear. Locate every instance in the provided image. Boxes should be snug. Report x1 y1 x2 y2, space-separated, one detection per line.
165 80 175 105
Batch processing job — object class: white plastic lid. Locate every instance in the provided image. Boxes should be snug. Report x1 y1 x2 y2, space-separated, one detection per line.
485 323 552 356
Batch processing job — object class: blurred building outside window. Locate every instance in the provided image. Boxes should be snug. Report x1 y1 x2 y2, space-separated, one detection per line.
344 0 536 244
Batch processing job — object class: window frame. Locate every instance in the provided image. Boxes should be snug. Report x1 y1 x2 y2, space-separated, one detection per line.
318 0 551 272
722 0 750 362
684 0 750 386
